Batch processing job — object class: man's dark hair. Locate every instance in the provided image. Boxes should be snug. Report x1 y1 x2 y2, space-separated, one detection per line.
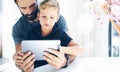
14 0 37 4
14 0 17 4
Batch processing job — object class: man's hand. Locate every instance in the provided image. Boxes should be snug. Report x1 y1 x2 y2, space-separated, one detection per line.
13 51 35 72
13 51 23 69
43 48 67 69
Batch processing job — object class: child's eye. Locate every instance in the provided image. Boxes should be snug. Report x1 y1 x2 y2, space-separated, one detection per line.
50 17 54 19
42 16 46 18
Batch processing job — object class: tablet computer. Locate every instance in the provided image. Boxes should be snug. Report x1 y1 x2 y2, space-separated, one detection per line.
22 40 60 60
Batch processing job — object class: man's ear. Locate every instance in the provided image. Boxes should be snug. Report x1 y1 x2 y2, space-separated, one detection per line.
56 15 60 22
37 12 40 20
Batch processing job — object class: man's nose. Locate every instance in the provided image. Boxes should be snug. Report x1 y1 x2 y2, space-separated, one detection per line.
26 8 32 14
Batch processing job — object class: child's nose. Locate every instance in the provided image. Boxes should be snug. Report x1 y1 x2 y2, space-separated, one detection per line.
45 18 50 23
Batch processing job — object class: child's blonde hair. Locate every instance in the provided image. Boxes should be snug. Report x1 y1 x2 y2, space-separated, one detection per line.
39 0 60 14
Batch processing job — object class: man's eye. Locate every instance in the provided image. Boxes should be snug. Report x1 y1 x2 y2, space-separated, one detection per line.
20 7 26 9
30 3 36 8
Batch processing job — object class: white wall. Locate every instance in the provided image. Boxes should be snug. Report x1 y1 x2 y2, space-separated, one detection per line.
2 0 21 59
93 16 109 57
0 2 2 57
0 0 2 11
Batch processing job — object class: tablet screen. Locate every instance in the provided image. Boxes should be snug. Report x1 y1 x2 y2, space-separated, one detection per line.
22 40 60 60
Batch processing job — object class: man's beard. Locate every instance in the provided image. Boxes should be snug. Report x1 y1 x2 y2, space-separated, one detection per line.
21 7 38 21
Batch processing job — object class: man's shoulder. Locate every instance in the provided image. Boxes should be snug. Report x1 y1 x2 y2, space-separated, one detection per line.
14 16 26 26
54 15 68 32
12 17 26 36
13 16 31 30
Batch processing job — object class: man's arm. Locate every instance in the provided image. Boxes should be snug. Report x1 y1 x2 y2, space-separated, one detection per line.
42 41 82 69
42 40 83 69
13 44 23 70
15 43 21 51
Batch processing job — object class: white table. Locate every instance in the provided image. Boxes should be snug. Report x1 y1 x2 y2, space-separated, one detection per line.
34 57 120 72
0 58 9 71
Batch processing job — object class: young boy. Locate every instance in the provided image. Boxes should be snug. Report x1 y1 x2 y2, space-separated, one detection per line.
24 0 83 70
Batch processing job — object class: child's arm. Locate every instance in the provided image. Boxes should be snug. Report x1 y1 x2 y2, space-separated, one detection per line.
60 40 84 62
61 40 84 56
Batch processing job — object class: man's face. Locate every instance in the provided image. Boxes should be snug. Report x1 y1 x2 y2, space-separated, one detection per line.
17 0 38 20
39 7 59 30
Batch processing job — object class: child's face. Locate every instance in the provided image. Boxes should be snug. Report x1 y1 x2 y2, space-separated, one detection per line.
39 7 59 30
